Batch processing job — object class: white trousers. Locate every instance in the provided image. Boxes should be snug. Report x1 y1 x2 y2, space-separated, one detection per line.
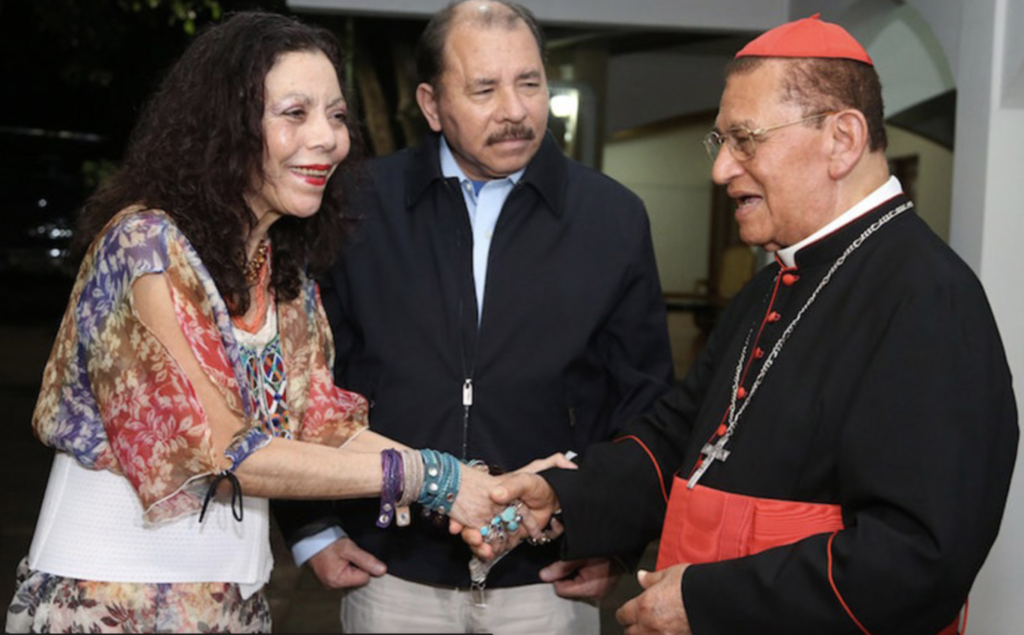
340 573 600 634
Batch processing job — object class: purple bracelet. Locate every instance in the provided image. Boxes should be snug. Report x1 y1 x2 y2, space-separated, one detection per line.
377 449 404 528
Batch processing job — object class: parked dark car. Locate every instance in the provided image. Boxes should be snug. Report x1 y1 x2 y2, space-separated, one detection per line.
0 128 119 322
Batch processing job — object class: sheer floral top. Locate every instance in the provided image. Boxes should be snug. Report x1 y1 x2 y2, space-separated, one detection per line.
31 207 368 524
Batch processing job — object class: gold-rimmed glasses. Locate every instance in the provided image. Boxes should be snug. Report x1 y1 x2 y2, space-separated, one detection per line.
702 111 838 162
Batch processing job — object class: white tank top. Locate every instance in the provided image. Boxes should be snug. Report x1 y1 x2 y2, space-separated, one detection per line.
28 452 273 598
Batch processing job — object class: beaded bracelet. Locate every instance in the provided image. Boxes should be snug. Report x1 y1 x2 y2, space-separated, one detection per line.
480 502 522 541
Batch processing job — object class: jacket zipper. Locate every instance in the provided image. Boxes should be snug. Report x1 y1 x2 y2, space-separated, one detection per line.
455 179 523 461
449 177 477 462
462 378 473 459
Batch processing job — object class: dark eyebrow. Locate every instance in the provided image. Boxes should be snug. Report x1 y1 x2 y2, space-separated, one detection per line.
466 69 542 90
467 77 499 90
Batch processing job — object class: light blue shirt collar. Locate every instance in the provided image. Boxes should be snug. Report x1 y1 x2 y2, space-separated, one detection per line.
438 135 524 326
439 135 525 189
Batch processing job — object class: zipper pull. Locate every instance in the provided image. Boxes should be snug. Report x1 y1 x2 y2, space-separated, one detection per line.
463 378 473 407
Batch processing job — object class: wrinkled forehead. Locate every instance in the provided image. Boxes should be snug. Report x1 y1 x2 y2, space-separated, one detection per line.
716 60 789 129
442 21 544 81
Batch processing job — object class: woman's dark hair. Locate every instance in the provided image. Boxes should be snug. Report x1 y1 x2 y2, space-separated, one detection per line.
415 0 545 91
76 10 363 314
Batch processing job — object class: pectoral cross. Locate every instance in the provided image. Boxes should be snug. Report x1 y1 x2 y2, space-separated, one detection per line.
688 437 731 489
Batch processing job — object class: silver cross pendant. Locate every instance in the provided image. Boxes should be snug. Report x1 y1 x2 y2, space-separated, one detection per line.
688 437 731 489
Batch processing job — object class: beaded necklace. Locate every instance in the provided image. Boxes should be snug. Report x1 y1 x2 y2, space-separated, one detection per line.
688 200 914 489
244 238 270 284
232 242 272 333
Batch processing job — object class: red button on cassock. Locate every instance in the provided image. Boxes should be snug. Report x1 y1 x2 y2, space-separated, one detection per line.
754 347 765 359
782 273 799 286
736 387 747 399
768 311 782 323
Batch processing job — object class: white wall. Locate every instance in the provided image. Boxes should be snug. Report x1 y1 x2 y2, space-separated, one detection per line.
885 125 954 239
950 1 1024 632
602 1 957 151
602 122 714 294
845 2 956 115
789 0 963 84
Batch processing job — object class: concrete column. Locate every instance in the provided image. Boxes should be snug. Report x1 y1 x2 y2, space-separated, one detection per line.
950 0 1024 631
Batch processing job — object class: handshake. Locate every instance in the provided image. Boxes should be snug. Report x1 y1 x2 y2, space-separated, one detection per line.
442 452 578 600
447 452 577 563
366 448 686 632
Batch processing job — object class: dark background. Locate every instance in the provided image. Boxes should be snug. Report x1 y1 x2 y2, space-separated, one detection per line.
4 1 299 148
1 1 305 315
0 0 448 320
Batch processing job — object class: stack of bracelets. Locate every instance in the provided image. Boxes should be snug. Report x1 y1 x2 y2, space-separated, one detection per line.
377 448 463 529
377 448 527 548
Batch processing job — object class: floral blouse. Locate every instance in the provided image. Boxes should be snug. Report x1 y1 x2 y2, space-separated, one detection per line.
32 208 368 524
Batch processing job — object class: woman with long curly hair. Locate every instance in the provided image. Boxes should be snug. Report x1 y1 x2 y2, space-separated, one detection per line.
5 11 556 633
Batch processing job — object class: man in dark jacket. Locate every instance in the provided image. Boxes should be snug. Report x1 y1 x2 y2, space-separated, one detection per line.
273 1 674 632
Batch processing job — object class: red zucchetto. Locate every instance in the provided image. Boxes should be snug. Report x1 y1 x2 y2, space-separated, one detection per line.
735 13 873 65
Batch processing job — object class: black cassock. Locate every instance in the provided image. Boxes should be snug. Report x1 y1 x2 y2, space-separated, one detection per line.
546 194 1018 635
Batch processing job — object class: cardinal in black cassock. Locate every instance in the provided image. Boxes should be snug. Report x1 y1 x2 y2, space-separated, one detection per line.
493 14 1018 635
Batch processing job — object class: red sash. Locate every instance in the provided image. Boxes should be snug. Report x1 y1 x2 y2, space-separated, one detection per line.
657 476 959 635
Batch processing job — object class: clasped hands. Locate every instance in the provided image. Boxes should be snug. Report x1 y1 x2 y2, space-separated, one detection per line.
448 453 572 562
451 455 694 635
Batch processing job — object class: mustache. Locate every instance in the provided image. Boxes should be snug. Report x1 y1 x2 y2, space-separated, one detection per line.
486 125 535 145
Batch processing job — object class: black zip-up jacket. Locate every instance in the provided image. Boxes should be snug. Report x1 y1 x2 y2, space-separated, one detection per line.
273 132 674 588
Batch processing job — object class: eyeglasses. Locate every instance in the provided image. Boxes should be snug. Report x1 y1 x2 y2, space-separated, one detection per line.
702 111 837 162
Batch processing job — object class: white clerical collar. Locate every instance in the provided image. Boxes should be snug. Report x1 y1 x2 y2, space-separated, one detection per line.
775 176 904 268
439 135 524 187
